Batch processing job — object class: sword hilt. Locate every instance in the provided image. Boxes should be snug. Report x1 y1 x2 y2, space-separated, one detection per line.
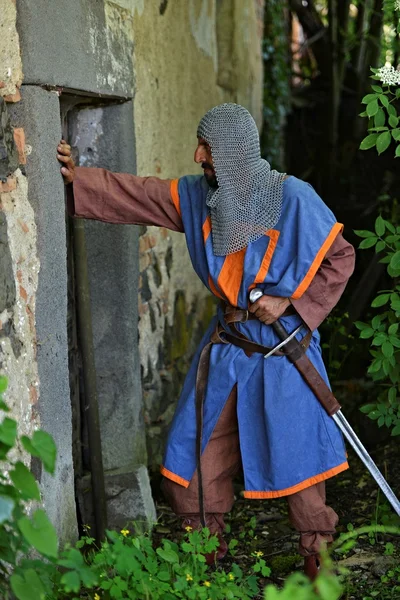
249 288 300 344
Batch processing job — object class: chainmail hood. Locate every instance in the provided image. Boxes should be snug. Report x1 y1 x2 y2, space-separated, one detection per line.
197 103 286 256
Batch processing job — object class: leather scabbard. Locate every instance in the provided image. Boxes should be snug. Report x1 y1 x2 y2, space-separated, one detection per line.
272 325 341 417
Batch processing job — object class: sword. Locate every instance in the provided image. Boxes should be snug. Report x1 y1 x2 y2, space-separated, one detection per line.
249 288 400 517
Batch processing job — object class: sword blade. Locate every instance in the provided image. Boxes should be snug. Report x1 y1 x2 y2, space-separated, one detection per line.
333 411 400 516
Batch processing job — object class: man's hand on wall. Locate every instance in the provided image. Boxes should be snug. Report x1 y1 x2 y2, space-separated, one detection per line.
57 140 75 184
249 294 291 325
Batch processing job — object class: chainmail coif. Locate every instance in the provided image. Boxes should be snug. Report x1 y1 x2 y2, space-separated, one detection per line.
197 103 286 256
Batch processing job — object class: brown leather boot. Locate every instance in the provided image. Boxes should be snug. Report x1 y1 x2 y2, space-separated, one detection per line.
304 554 321 581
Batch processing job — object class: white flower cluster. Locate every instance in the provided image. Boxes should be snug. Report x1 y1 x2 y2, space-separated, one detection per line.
377 65 400 85
395 0 400 11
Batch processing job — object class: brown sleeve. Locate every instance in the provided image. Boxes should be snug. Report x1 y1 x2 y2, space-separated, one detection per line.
68 166 184 232
291 233 355 331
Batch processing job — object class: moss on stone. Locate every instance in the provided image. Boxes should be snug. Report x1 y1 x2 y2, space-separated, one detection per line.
270 553 301 575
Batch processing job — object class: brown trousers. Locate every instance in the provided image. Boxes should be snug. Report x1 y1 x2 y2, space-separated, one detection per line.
162 386 338 556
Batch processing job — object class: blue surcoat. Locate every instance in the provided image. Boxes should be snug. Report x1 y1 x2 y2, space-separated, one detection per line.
161 175 348 498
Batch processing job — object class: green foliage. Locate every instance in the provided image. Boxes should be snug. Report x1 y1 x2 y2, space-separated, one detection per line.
359 80 400 158
355 216 400 434
0 375 59 599
321 311 355 380
262 0 290 169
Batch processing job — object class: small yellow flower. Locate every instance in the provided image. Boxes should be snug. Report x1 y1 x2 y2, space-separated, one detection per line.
203 581 211 587
83 524 91 531
120 529 130 537
185 525 193 532
254 550 264 557
186 573 193 581
228 573 235 580
94 594 100 600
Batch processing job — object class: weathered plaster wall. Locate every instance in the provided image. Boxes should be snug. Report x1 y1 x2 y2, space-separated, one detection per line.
0 1 40 478
129 0 265 469
0 0 23 100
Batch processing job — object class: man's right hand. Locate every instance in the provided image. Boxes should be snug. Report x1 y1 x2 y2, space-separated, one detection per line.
57 140 75 184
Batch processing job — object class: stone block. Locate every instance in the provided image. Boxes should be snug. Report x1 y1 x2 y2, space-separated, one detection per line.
77 467 157 532
17 0 134 98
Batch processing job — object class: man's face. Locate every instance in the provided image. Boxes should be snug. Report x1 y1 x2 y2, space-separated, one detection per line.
194 137 218 188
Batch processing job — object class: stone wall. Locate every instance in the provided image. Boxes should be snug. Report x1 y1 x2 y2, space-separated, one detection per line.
0 0 43 494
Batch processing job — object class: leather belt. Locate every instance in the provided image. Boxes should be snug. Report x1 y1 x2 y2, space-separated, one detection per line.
223 304 296 325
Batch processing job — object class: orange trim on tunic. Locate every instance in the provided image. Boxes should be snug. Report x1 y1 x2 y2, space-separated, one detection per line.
170 179 181 218
217 248 247 307
249 229 280 291
291 222 344 300
202 215 212 243
243 460 349 499
208 275 224 300
160 465 190 488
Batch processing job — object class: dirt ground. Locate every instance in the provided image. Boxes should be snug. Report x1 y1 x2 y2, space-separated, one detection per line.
152 437 400 599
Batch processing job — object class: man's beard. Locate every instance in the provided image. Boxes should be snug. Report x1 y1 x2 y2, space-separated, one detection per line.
202 162 218 188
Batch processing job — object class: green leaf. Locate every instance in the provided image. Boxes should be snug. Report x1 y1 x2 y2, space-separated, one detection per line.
369 360 382 373
387 103 397 117
372 333 386 346
379 94 390 108
376 131 392 155
0 377 7 394
374 109 386 128
390 251 400 270
388 323 398 335
156 547 179 563
382 342 394 358
60 571 81 594
0 495 15 524
21 431 56 474
367 100 379 117
359 237 378 249
362 93 379 104
355 321 369 330
360 404 376 414
18 509 58 558
389 335 400 348
383 220 396 233
10 569 46 600
368 409 381 419
360 328 374 339
371 85 383 93
375 215 385 236
10 462 41 501
392 128 400 141
375 240 386 253
396 145 400 158
371 315 382 329
371 293 390 307
389 115 399 128
0 417 17 447
391 423 400 436
354 229 375 238
359 134 379 150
